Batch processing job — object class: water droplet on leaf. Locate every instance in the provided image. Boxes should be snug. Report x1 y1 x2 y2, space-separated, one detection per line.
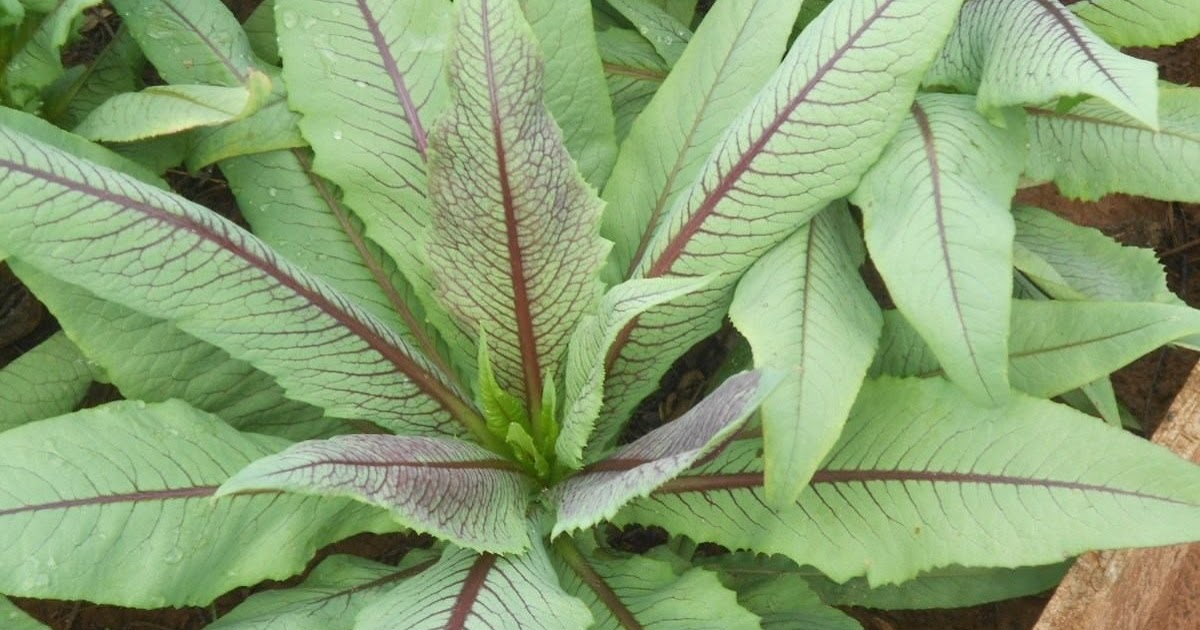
303 17 317 29
333 130 343 140
281 11 299 28
164 548 184 564
268 187 278 197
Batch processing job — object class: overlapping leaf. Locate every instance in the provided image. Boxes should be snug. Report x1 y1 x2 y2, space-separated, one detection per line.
427 0 607 412
220 435 533 553
703 554 862 630
0 332 93 432
619 377 1200 584
74 76 270 142
853 94 1023 405
109 0 259 87
1025 85 1200 202
606 0 692 64
3 0 103 109
208 552 439 630
596 27 669 142
553 370 776 535
53 29 145 129
601 0 804 283
0 127 472 436
0 400 401 607
594 0 963 454
731 203 881 506
926 0 1158 126
355 543 593 630
1067 0 1200 47
188 72 307 170
872 300 1200 397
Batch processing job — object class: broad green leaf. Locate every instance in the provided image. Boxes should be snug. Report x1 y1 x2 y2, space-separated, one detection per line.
730 203 882 506
0 105 162 186
1069 0 1200 47
1025 85 1200 202
73 75 270 142
621 378 1200 584
428 0 606 415
209 552 440 630
606 0 692 64
854 94 1022 406
554 541 759 630
0 598 45 630
109 0 258 87
220 435 534 553
553 370 777 535
521 0 618 188
872 300 1200 398
597 27 668 142
0 332 92 432
925 0 1158 127
0 399 401 607
2 0 103 109
703 555 861 630
601 0 804 284
0 0 22 28
243 0 279 65
187 72 307 169
0 127 476 437
108 131 191 174
557 276 710 468
221 149 452 377
596 0 963 454
647 0 698 25
355 543 593 630
1013 205 1177 303
12 265 344 440
49 28 145 129
275 0 453 358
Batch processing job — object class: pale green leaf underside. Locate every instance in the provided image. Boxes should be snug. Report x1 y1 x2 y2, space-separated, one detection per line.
731 203 882 506
219 435 534 553
872 299 1200 398
803 561 1068 610
355 543 593 630
109 0 259 87
621 377 1200 584
1025 85 1200 202
600 0 804 284
704 555 861 630
208 552 439 630
926 0 1158 127
188 75 307 170
0 127 465 435
428 0 606 406
0 332 92 432
606 0 692 64
557 276 711 468
3 0 103 109
1070 0 1200 47
520 0 618 188
596 27 669 142
0 400 400 607
554 370 776 535
13 264 344 440
73 81 261 142
596 0 963 455
0 598 46 630
275 0 454 360
556 545 759 630
854 94 1022 406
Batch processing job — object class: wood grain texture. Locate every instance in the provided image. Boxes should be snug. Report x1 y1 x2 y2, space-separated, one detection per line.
1035 363 1200 629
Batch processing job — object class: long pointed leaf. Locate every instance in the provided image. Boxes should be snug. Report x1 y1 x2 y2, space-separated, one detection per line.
219 435 534 553
620 377 1200 585
0 128 474 437
703 554 862 630
427 0 607 413
74 77 269 142
926 0 1158 127
730 203 882 506
0 332 92 432
1025 84 1200 202
0 400 400 607
355 542 593 630
596 0 963 453
553 370 777 535
597 27 669 142
606 0 692 64
853 94 1022 405
1068 0 1200 47
600 0 804 283
3 0 103 109
109 0 259 87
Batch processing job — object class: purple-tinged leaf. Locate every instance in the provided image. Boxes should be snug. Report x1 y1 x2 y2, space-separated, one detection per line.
355 542 593 630
552 370 777 535
592 0 963 456
619 378 1200 585
427 0 607 415
0 127 477 438
219 435 534 553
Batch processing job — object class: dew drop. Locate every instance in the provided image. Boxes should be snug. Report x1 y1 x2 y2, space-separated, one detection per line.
355 80 367 88
333 129 344 140
268 187 278 197
332 7 342 16
303 17 318 29
281 11 299 28
27 573 50 589
164 548 184 564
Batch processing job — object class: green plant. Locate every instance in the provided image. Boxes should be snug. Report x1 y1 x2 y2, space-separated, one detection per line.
1 0 1200 627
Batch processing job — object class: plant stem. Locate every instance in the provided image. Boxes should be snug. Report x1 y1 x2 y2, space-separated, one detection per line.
553 536 644 630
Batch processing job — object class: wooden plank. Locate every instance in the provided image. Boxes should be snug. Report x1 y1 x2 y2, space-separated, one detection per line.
1035 364 1200 629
